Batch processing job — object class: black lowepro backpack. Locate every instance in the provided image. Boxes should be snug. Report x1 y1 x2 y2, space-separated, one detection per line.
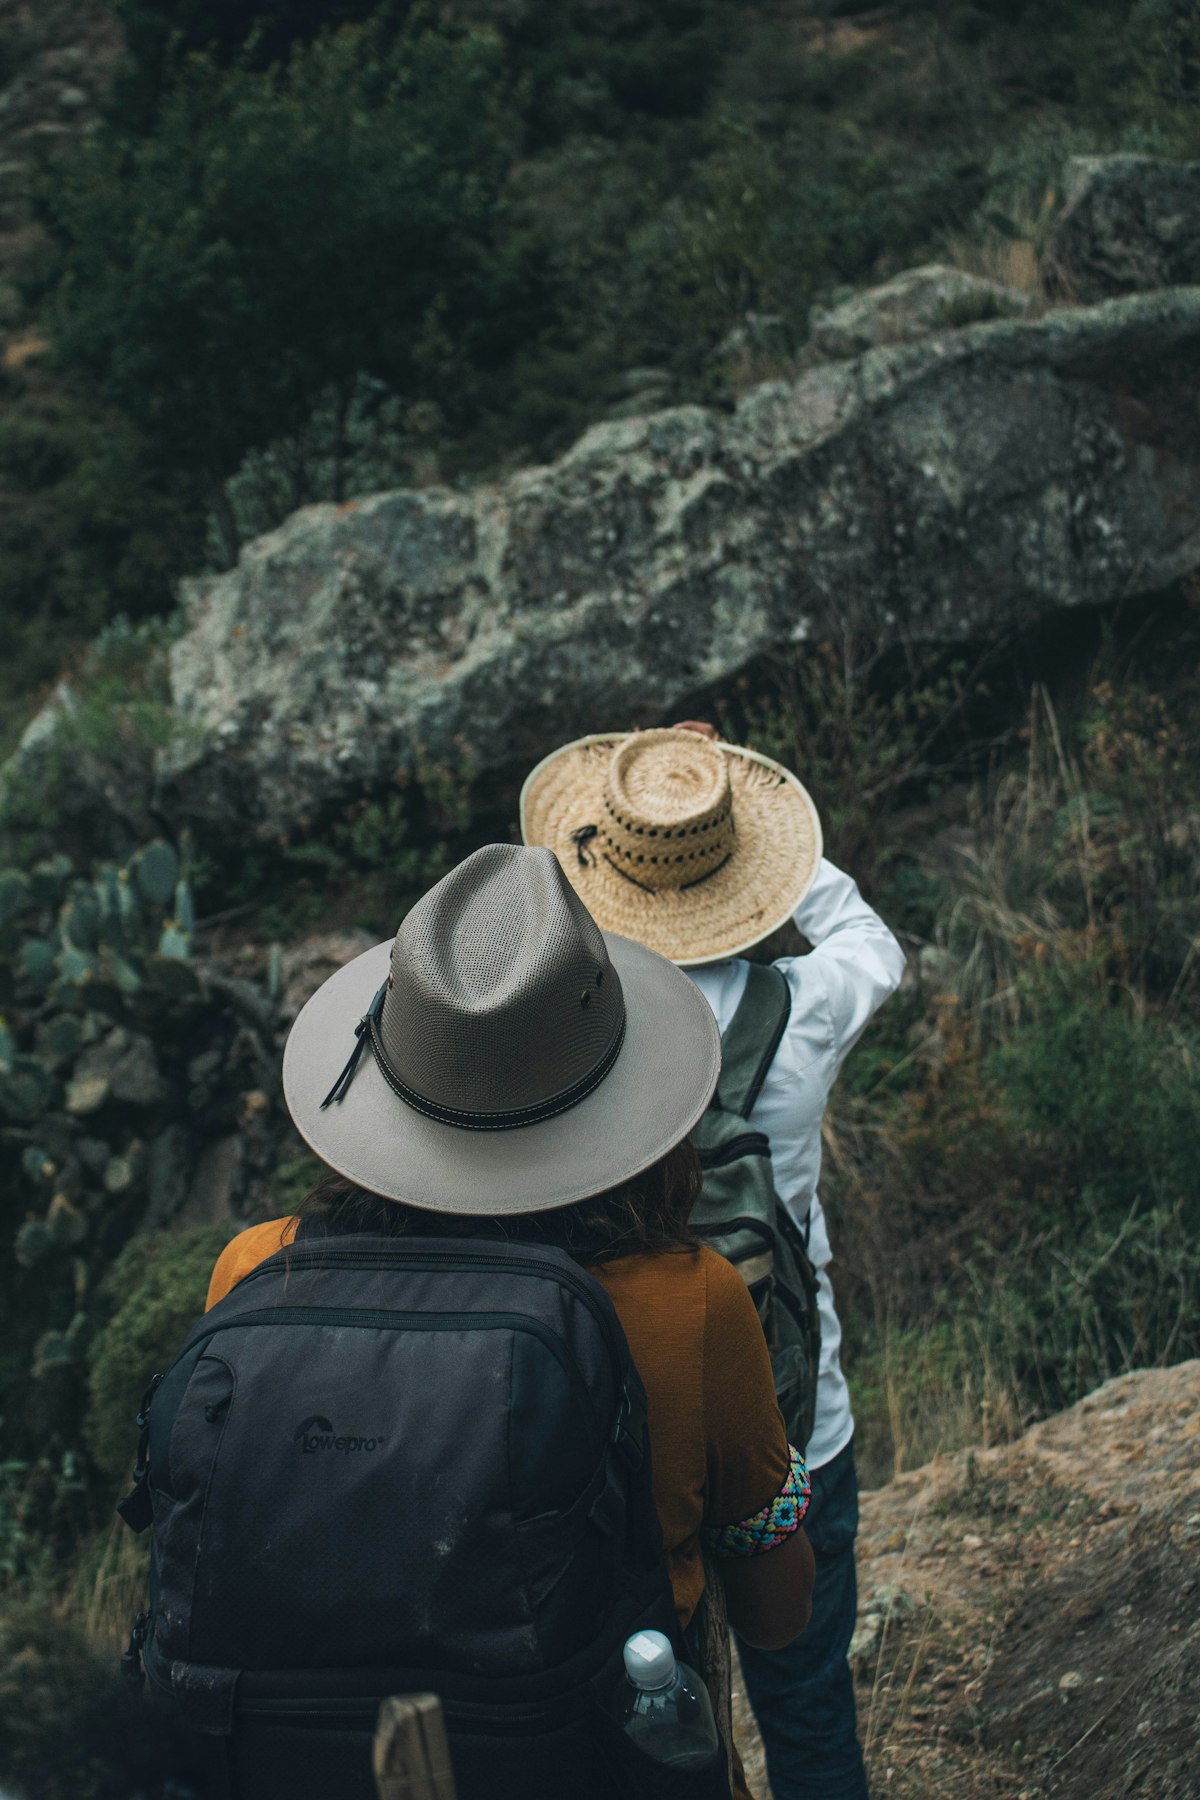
118 1232 732 1800
690 964 822 1453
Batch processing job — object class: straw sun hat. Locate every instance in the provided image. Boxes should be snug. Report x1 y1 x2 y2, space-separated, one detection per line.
520 729 822 966
283 843 720 1214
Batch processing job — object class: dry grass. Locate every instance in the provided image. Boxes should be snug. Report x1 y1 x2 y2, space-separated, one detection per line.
71 1516 150 1658
939 227 1041 294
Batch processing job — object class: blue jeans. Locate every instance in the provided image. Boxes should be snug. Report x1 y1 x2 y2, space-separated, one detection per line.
736 1438 869 1800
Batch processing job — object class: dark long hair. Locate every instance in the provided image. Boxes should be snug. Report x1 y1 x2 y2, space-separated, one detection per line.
294 1137 703 1267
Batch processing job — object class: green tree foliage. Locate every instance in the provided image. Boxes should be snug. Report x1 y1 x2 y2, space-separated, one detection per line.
0 374 198 703
113 0 385 128
1129 0 1200 150
10 0 1200 710
483 0 735 145
36 17 524 564
826 655 1200 1475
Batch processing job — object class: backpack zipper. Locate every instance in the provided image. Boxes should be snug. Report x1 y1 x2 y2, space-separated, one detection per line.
696 1131 771 1171
188 1306 585 1394
231 1244 625 1371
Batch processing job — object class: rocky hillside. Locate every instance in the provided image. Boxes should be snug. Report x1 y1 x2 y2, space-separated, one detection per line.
735 1363 1200 1800
0 152 1158 843
159 267 1200 839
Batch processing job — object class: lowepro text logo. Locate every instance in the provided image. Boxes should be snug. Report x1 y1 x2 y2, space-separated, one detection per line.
293 1414 385 1456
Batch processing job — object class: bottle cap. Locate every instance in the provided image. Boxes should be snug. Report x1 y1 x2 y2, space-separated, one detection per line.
623 1629 676 1691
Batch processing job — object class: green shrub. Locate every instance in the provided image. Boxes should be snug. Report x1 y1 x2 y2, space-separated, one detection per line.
270 1149 325 1214
36 17 524 567
85 1227 234 1483
990 963 1199 1207
0 1597 197 1798
723 638 974 885
967 1195 1200 1417
0 383 199 704
0 617 183 864
1128 0 1200 152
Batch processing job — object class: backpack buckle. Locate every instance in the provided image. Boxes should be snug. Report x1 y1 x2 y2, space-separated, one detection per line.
135 1372 163 1432
121 1610 149 1687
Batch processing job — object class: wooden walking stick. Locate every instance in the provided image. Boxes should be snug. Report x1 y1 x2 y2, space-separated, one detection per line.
373 1694 458 1800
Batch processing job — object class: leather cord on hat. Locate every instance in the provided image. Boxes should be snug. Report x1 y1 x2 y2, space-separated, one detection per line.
320 981 388 1109
570 823 599 867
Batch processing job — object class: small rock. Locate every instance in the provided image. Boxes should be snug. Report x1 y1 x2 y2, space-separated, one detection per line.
1135 1719 1153 1738
961 1532 984 1550
103 1143 145 1195
849 1612 884 1665
109 1035 164 1107
809 264 1029 360
715 313 792 366
1058 1670 1086 1692
1042 155 1200 301
868 1584 917 1621
178 1133 244 1227
65 1073 109 1116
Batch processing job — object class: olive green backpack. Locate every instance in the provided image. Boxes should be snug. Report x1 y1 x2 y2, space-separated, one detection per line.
691 963 822 1453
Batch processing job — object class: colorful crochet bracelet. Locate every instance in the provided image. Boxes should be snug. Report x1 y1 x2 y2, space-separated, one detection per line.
705 1445 811 1558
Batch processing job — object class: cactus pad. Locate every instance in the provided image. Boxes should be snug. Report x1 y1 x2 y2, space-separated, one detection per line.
0 869 32 931
17 937 57 990
129 840 180 908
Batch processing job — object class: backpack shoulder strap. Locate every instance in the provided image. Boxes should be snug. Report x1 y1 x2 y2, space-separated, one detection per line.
713 962 791 1119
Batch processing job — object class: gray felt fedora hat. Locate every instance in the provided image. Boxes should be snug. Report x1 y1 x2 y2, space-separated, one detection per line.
282 843 721 1214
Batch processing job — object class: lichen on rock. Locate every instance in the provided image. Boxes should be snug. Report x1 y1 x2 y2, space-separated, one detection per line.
158 288 1200 841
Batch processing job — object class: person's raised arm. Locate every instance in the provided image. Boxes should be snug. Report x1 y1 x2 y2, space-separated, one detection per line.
791 858 906 1067
671 719 906 1070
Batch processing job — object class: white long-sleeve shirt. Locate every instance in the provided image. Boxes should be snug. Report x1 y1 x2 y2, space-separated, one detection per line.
686 859 906 1469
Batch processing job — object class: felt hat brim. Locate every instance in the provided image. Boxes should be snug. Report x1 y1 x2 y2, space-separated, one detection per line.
283 930 720 1214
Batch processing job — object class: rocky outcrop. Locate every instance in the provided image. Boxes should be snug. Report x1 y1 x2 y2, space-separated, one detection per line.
808 263 1030 359
160 287 1200 838
734 1362 1200 1798
1043 155 1200 301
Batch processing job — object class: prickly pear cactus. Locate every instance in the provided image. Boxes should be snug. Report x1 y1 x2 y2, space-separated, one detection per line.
0 869 32 930
0 830 283 1482
129 839 180 909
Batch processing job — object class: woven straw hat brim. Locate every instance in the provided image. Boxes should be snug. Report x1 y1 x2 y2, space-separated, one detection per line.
282 930 720 1214
520 735 822 966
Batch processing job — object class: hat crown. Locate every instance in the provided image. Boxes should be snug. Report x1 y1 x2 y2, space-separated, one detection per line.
380 844 624 1117
602 730 735 894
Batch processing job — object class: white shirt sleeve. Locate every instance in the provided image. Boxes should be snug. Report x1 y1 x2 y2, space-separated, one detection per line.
781 858 906 1074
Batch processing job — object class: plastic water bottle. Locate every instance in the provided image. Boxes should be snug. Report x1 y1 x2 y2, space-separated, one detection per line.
617 1629 721 1770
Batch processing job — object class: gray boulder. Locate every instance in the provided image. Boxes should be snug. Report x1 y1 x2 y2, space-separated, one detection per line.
1042 156 1200 301
161 288 1200 838
808 264 1031 360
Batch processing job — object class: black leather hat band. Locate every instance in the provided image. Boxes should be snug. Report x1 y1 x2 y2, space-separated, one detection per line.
321 980 628 1131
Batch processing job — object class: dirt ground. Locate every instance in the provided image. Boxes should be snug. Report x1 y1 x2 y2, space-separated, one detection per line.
732 1361 1200 1799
